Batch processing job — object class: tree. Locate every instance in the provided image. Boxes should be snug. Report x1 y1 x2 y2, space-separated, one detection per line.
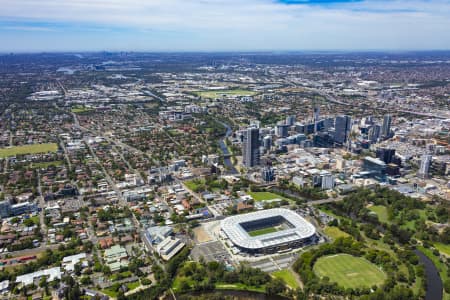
179 279 191 292
74 262 82 276
23 218 36 227
80 276 92 285
266 278 286 295
444 279 450 294
39 276 48 289
102 265 112 276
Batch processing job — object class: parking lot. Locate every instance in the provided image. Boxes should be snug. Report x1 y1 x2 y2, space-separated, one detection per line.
191 241 232 265
249 253 299 273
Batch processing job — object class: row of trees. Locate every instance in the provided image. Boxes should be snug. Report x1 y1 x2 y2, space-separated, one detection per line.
176 260 288 296
293 237 425 298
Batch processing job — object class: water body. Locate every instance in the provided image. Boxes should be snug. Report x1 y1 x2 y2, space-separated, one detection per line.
414 249 443 300
174 290 290 300
217 121 239 175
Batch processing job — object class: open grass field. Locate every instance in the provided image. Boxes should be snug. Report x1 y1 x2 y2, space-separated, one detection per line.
215 283 266 293
184 179 205 191
173 277 266 293
368 205 389 223
194 89 257 99
248 227 278 237
102 288 118 298
71 105 93 113
272 269 300 289
0 143 58 158
435 243 450 256
313 254 386 289
127 281 140 291
247 191 289 202
402 209 427 230
324 226 350 240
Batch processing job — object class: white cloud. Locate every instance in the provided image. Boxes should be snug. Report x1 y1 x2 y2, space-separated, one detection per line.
0 0 449 50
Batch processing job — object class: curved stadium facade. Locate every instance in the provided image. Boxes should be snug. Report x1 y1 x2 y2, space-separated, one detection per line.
221 208 317 254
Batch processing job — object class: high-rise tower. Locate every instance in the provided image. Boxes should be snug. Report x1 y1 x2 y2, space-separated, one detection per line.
243 128 260 168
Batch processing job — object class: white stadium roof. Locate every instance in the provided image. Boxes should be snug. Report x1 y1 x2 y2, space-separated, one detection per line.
221 208 316 250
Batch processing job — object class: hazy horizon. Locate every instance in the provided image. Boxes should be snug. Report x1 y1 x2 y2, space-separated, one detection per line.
0 0 450 52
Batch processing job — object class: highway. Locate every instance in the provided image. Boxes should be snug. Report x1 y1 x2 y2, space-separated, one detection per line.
307 87 449 119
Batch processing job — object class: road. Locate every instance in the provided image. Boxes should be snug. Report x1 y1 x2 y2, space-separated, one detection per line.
36 170 48 244
269 187 344 205
59 139 72 170
177 179 205 205
307 88 449 119
84 137 124 205
5 244 60 258
1 104 12 173
307 196 344 206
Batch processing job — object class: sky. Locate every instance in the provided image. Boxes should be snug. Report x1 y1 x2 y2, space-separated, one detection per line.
0 0 449 52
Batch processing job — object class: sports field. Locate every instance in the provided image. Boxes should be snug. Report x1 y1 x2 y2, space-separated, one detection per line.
313 254 386 289
248 227 279 237
194 89 257 99
0 143 58 158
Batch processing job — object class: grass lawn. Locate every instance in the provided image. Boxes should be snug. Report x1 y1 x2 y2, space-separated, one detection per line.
313 254 387 289
434 243 450 257
247 191 289 202
215 282 266 293
248 227 278 237
324 226 350 240
102 288 118 298
272 269 300 289
184 179 205 191
172 276 195 292
402 209 427 230
127 281 140 291
369 205 389 223
71 105 93 113
194 89 257 99
173 278 266 294
0 143 58 158
318 208 340 219
30 216 40 225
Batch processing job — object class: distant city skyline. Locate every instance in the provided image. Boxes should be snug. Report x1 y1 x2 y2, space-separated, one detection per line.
0 0 450 52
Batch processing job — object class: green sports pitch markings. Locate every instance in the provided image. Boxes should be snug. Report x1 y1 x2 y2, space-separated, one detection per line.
313 254 386 289
0 143 58 158
248 227 279 237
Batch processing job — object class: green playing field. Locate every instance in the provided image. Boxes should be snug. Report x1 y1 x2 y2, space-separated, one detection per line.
313 254 386 289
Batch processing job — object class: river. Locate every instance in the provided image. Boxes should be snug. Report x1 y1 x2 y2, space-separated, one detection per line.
415 249 443 300
217 120 239 175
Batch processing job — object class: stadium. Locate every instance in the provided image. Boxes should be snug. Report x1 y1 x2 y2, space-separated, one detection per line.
221 208 317 254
